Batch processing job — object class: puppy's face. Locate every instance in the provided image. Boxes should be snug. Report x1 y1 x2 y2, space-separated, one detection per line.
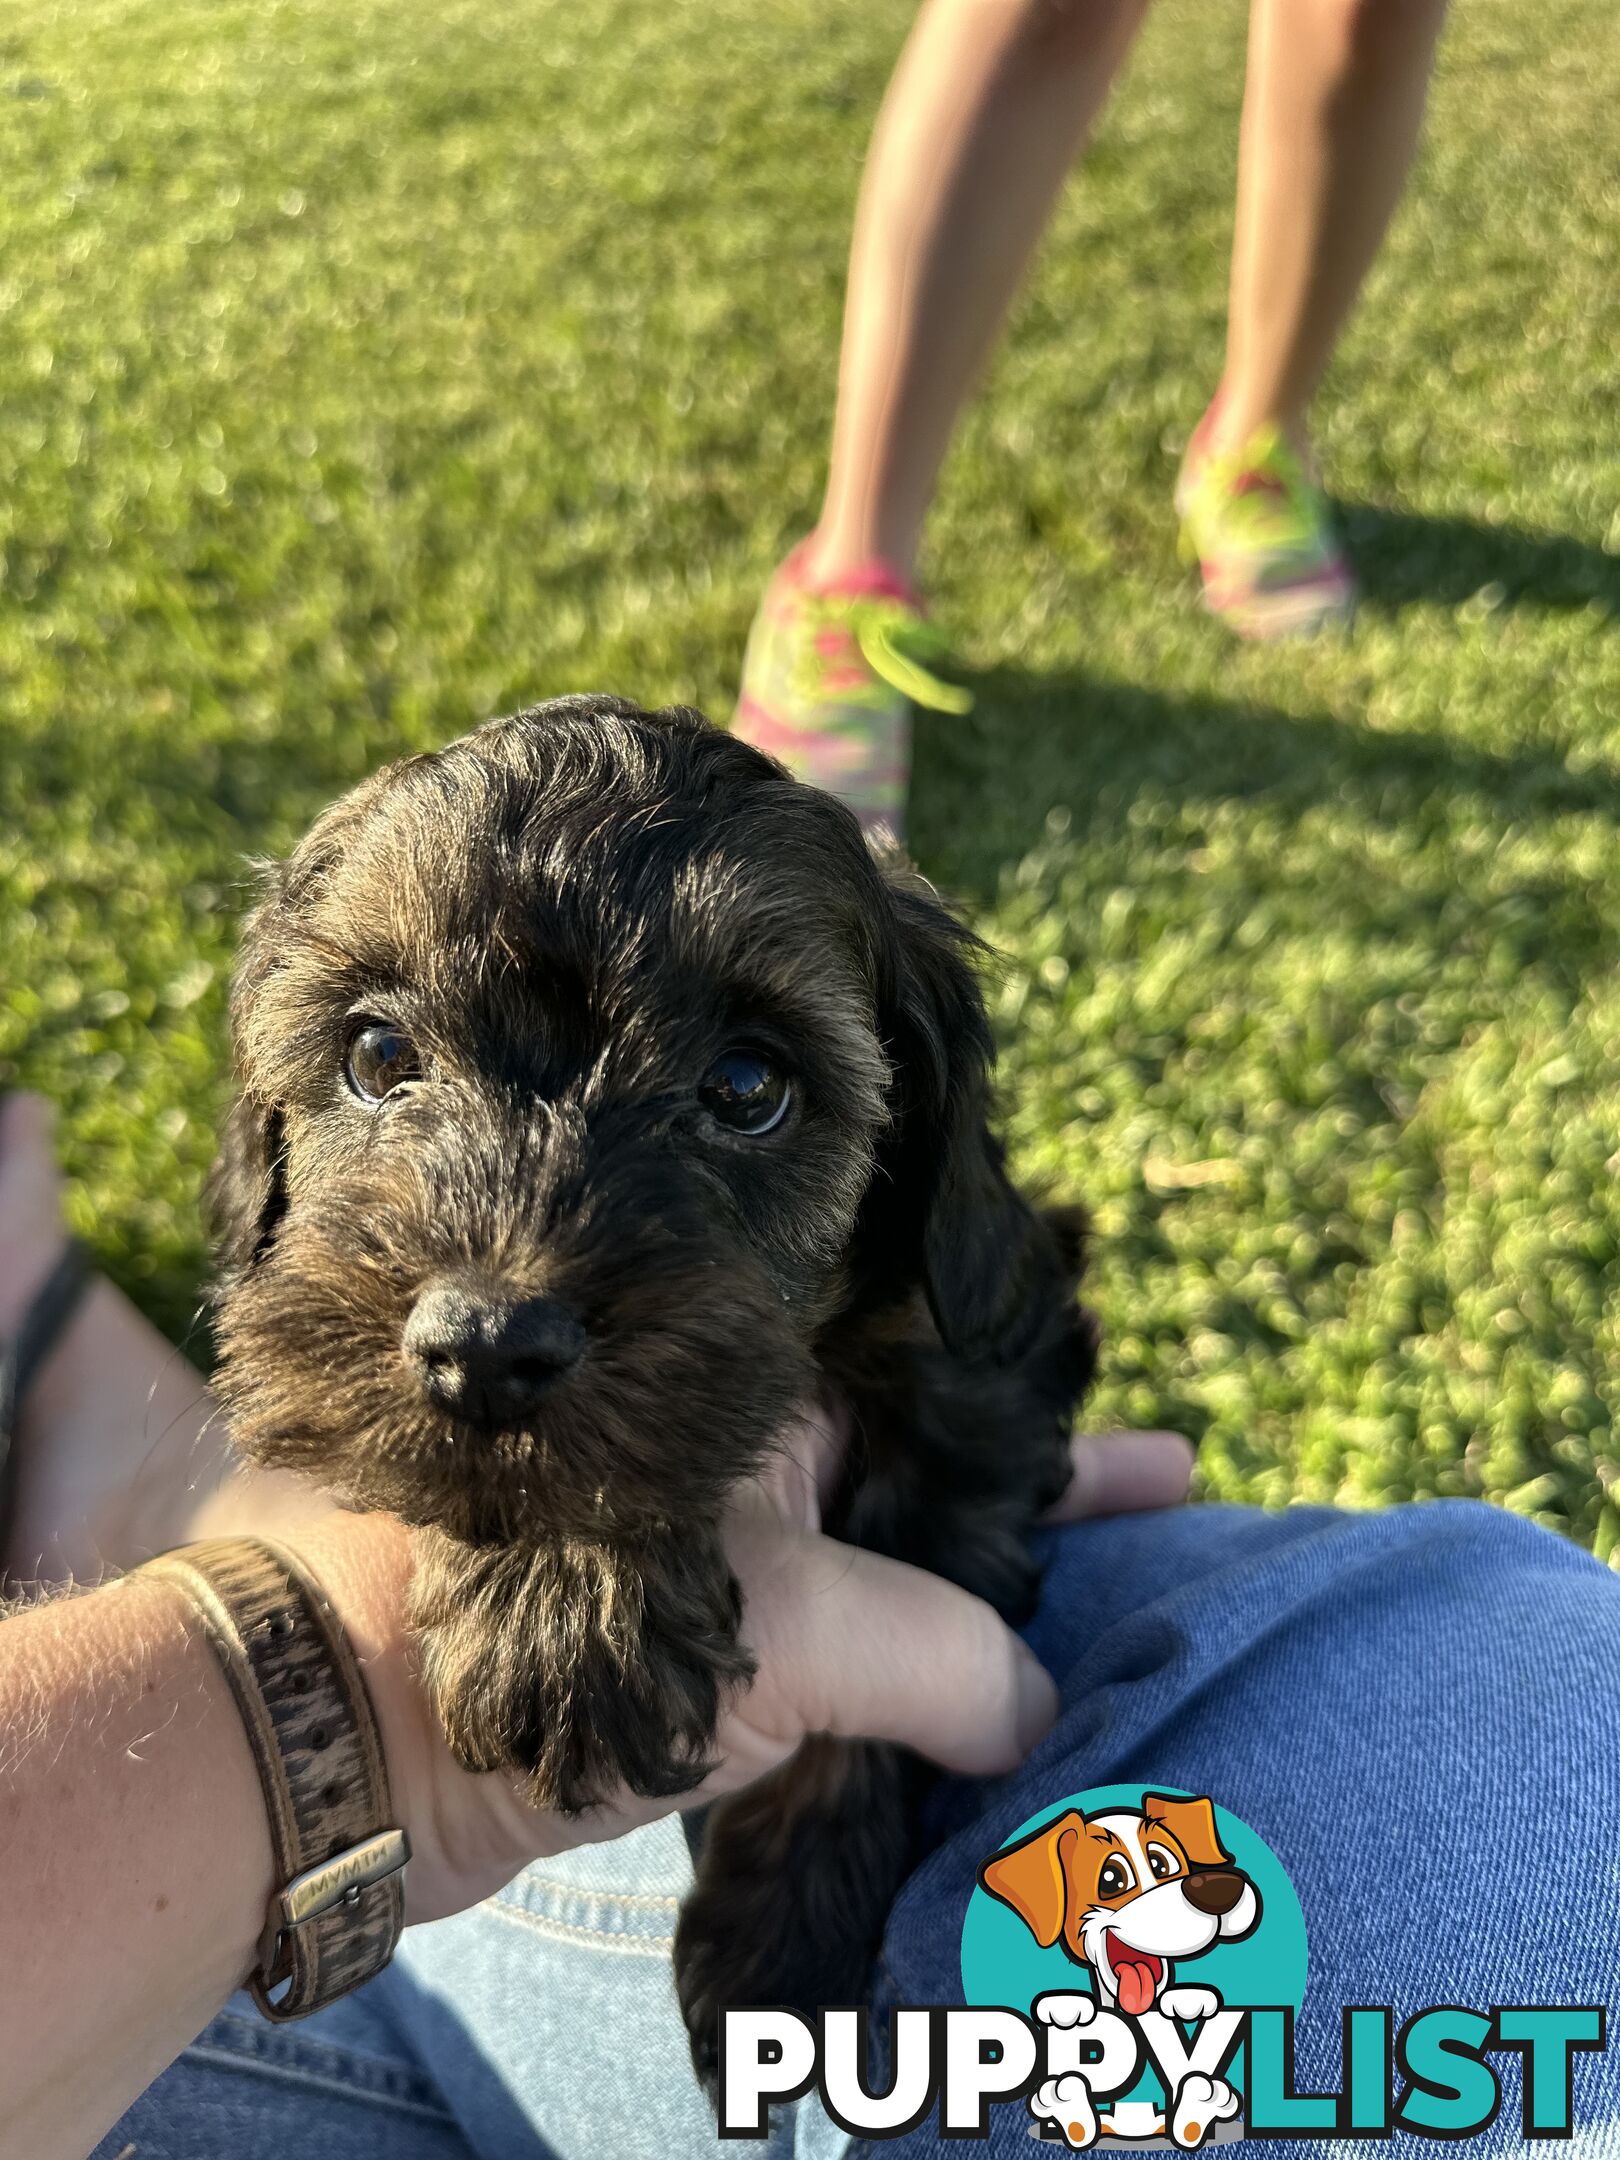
210 698 1047 1545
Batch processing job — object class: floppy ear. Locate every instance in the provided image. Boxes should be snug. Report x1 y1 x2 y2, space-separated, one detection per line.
978 1810 1087 1949
1142 1793 1232 1871
876 859 1067 1365
206 860 298 1280
203 764 414 1282
206 1092 286 1276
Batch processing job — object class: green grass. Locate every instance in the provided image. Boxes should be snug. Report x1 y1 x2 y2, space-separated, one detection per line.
2 0 1616 1555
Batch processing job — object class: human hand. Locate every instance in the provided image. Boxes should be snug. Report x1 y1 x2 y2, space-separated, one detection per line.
280 1411 1193 1924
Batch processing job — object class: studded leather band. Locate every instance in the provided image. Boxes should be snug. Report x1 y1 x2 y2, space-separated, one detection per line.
142 1536 410 2021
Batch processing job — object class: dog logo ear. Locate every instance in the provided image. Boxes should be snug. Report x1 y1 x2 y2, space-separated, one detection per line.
1142 1792 1232 1871
978 1810 1086 1949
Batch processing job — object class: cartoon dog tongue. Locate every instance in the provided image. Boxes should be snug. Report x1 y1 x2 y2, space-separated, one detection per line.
1114 1951 1159 2015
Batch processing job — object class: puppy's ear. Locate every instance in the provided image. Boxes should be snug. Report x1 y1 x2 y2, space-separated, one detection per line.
205 766 408 1279
878 861 1064 1365
978 1810 1086 1948
207 1093 286 1275
207 860 298 1278
1142 1793 1232 1871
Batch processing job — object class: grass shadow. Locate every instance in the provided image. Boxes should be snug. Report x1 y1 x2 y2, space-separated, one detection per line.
912 665 1620 987
1336 502 1620 614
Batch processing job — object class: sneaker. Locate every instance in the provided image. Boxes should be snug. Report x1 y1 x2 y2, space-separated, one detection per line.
1175 405 1355 639
733 541 971 840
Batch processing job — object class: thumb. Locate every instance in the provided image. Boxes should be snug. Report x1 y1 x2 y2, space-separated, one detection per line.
772 1535 1059 1779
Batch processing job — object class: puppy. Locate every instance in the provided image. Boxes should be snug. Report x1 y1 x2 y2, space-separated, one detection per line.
979 1793 1260 2014
208 694 1097 2080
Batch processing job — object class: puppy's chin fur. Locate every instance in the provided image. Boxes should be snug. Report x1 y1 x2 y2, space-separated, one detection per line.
408 1524 758 1809
208 694 1098 2088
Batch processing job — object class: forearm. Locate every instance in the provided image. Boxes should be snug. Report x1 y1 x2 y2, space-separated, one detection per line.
0 1573 271 2160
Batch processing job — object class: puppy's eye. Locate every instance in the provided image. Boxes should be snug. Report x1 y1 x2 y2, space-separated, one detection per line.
345 1022 421 1103
1146 1844 1180 1882
698 1050 791 1136
1099 1857 1136 1900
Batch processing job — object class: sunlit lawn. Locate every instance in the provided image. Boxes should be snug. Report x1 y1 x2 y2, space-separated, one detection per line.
2 0 1616 1552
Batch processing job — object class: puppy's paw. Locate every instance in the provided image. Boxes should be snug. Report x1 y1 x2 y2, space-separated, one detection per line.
1035 1992 1098 2028
1029 2074 1099 2150
1159 1985 1222 2023
1170 2072 1240 2149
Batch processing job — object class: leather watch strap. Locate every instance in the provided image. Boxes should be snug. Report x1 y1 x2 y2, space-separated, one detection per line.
142 1535 409 2020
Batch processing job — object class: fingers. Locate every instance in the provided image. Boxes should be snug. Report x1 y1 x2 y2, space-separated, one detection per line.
725 1427 1193 1786
768 1535 1059 1778
1045 1429 1195 1523
748 1399 849 1529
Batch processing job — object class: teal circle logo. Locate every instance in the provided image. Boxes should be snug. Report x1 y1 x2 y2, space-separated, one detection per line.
962 1786 1307 2145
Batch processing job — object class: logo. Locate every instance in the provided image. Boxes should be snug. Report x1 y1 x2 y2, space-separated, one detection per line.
964 1785 1304 2147
717 1784 1606 2145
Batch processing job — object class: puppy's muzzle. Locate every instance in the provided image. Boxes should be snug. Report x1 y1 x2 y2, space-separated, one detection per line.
1182 1868 1248 1918
404 1274 586 1430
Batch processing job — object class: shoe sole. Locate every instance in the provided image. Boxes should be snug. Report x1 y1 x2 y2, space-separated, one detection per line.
1212 574 1357 641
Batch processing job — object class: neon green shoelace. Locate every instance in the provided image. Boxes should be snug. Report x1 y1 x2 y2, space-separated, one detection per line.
856 605 974 714
798 594 973 715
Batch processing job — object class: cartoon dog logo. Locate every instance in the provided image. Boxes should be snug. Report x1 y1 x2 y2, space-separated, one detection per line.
978 1791 1260 2014
978 1793 1261 2148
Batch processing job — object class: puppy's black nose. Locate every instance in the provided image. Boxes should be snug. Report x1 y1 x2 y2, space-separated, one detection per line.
403 1280 585 1429
1183 1868 1246 1917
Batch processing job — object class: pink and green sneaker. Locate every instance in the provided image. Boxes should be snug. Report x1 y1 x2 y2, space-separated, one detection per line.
1175 406 1355 639
733 541 971 841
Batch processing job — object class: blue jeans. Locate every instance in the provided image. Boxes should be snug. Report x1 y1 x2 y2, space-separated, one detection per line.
100 1501 1620 2158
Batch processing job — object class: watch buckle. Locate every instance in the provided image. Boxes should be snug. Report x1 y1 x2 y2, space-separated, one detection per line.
258 1826 411 1978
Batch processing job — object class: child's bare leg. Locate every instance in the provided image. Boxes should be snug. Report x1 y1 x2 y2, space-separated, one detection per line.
811 0 1153 586
1217 0 1450 453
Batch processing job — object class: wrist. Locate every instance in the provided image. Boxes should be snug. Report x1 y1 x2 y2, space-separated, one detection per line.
122 1567 277 1985
268 1511 562 1921
115 1565 279 1979
139 1525 412 2018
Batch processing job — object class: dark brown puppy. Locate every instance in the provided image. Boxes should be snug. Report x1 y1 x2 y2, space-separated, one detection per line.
209 695 1096 2081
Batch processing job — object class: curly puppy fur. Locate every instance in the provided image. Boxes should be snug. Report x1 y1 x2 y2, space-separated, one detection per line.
209 695 1097 2082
